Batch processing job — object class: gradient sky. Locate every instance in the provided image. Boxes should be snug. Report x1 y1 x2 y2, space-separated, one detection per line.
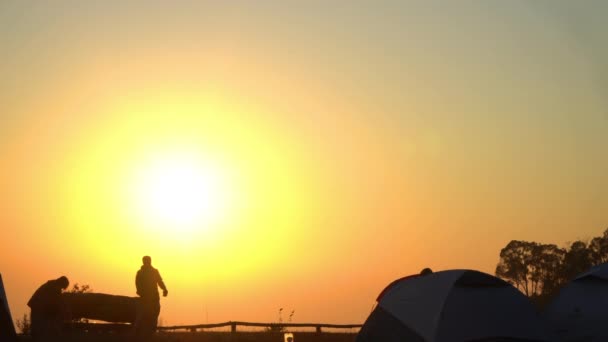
1 1 607 326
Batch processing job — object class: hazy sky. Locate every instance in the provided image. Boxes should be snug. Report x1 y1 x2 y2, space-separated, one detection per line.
1 1 607 326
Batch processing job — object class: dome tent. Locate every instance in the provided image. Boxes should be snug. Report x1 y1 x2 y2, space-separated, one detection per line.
543 263 608 341
356 269 546 342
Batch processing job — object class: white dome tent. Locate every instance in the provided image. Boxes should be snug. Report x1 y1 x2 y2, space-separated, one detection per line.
543 263 608 341
356 269 547 342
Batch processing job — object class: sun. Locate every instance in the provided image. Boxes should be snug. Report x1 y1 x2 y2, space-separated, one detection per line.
129 152 231 232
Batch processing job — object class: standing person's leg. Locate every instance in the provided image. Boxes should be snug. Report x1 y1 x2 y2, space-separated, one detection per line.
151 301 161 333
137 299 156 339
134 298 149 340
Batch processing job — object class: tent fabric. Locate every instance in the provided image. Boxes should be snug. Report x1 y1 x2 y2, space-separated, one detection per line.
357 306 425 342
543 263 608 341
0 273 18 341
435 282 542 342
376 274 422 302
357 269 546 342
379 271 464 341
573 262 608 281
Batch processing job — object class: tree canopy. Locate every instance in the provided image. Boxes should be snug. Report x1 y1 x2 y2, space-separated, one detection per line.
495 227 607 308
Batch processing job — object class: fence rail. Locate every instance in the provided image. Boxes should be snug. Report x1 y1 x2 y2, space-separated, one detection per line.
158 321 363 333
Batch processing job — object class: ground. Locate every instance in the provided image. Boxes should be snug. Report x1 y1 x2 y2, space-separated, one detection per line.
17 331 358 342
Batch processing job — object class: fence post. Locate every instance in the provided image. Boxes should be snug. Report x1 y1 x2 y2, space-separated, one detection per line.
316 325 322 333
231 322 237 333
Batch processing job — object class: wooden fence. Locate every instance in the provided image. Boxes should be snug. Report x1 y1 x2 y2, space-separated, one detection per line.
159 321 363 333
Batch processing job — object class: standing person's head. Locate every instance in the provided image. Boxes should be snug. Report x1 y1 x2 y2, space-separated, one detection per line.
57 276 69 289
142 255 152 266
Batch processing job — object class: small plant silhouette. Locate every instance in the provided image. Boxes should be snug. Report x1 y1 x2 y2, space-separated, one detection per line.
15 313 31 335
266 307 295 333
67 283 91 294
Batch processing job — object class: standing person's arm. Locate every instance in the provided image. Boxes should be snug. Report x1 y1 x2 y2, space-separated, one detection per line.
156 270 168 297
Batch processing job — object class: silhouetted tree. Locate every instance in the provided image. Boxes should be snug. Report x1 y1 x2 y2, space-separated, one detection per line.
589 228 608 263
562 240 593 281
496 227 608 309
496 240 536 296
532 243 566 296
496 240 566 298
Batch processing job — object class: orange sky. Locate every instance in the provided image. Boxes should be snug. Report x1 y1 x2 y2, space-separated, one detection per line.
1 1 607 326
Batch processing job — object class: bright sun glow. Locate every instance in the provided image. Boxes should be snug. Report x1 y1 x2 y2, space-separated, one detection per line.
129 152 231 233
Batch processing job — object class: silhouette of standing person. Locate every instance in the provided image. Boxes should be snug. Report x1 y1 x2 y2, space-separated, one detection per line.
135 256 167 339
27 276 69 342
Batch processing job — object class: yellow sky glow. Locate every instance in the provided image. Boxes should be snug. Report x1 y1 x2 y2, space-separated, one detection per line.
1 1 607 327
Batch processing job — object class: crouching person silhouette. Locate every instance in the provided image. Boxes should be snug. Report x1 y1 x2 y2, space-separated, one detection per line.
27 276 69 342
134 256 168 340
